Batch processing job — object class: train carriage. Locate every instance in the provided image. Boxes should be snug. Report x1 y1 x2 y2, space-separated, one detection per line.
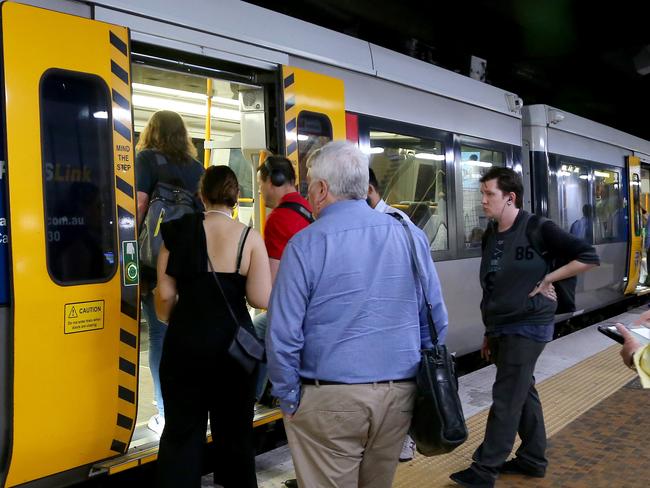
0 1 646 486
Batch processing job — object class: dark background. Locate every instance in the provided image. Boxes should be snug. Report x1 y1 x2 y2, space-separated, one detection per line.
248 0 650 139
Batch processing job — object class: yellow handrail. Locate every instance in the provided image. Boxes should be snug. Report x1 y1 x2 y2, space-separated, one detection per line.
203 78 213 168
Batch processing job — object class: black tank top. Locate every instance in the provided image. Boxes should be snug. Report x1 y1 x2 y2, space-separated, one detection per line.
160 214 251 360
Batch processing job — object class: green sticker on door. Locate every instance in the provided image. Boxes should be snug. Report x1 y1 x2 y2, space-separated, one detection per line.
122 240 139 286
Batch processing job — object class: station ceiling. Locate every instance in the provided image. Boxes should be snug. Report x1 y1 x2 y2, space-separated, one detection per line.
247 0 650 140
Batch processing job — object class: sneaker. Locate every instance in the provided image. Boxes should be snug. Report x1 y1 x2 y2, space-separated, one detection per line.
499 458 545 478
147 414 165 436
399 436 416 462
450 467 495 488
283 480 298 488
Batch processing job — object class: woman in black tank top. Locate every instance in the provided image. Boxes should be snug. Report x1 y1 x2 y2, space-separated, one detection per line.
154 166 272 488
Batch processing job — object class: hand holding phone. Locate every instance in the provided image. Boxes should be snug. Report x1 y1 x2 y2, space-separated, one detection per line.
598 323 650 345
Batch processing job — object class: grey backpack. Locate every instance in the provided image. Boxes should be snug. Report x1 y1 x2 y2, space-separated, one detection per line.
138 154 200 269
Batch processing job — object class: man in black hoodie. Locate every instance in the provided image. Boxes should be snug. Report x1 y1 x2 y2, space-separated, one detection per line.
451 167 599 488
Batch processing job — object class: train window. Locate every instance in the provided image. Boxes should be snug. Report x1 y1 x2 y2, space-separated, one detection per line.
460 145 504 249
369 131 448 251
593 168 626 244
557 162 593 244
633 173 642 238
40 70 117 284
297 112 332 195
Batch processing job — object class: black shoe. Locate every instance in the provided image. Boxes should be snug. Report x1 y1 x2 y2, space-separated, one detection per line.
499 458 545 478
449 467 495 488
283 479 298 488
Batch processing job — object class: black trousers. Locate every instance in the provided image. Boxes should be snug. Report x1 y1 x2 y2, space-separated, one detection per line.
472 334 548 477
156 351 258 488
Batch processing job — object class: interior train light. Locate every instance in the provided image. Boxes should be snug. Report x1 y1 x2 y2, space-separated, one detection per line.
465 160 493 168
414 152 445 161
132 82 240 106
93 111 108 119
594 170 611 178
132 94 241 121
366 147 384 154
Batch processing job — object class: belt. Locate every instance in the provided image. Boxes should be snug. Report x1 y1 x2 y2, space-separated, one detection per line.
301 377 415 386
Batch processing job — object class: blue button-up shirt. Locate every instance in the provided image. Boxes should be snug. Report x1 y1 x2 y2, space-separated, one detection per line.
267 199 448 414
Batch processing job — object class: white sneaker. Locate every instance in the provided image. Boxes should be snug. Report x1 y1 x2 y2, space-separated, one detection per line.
147 414 165 436
399 435 416 462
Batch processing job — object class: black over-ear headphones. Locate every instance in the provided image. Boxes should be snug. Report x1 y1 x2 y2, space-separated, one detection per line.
265 159 287 187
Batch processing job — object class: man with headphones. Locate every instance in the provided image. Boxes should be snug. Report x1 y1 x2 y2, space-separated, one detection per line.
451 167 599 488
254 157 312 395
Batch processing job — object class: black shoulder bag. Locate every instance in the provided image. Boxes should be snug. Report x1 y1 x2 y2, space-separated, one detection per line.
393 213 468 456
206 227 264 374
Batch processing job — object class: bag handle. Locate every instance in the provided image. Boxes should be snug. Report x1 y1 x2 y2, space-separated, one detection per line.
391 213 439 345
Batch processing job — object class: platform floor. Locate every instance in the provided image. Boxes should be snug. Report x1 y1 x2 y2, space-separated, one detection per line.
251 306 647 488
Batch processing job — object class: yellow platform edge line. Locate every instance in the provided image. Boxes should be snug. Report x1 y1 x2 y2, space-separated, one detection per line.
393 345 636 487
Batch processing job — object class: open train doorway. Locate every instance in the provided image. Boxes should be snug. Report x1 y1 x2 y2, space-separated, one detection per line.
129 51 269 448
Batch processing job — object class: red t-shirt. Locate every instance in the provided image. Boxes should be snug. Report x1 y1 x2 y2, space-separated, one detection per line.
265 192 312 259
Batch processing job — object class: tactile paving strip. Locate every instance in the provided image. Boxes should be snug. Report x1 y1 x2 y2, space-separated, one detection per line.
392 345 637 487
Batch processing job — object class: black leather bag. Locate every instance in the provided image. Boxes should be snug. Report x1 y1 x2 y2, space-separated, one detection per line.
393 214 468 456
208 255 264 374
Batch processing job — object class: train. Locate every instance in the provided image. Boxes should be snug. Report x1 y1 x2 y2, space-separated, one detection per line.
0 0 647 486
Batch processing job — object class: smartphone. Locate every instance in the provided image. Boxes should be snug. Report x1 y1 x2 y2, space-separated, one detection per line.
598 323 650 345
597 325 624 344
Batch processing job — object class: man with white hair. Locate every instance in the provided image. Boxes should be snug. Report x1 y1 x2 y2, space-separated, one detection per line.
267 141 448 488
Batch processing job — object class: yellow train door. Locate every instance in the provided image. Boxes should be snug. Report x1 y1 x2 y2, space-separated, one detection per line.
625 156 642 294
1 3 138 486
281 66 346 195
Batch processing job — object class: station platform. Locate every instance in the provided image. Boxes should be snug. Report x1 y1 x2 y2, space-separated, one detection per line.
251 306 648 488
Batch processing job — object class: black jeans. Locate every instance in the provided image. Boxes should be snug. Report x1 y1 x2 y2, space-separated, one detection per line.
156 352 258 488
472 334 548 478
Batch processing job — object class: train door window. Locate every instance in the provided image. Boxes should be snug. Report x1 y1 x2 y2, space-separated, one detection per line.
297 112 332 195
593 168 626 243
556 161 592 243
368 130 448 251
459 145 504 249
632 173 642 238
40 70 116 284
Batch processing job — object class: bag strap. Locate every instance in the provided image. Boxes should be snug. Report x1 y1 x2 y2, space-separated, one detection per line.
390 213 439 345
526 214 552 266
236 226 252 274
277 201 314 224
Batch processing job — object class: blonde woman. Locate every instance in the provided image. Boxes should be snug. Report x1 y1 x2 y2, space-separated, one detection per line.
135 110 204 435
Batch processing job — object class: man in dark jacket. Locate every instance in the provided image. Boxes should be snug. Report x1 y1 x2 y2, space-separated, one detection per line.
450 167 599 488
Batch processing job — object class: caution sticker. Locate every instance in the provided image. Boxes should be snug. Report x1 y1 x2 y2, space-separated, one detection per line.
64 300 105 334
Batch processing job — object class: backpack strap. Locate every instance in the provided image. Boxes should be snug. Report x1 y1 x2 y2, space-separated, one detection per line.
154 153 168 167
481 220 496 252
236 226 252 274
525 214 551 264
277 201 314 224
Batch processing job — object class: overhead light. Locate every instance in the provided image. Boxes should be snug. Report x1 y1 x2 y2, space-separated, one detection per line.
132 82 240 107
557 171 571 177
93 111 108 119
579 174 589 180
298 134 309 141
594 170 611 178
132 94 241 121
363 147 384 154
414 152 445 161
465 160 493 168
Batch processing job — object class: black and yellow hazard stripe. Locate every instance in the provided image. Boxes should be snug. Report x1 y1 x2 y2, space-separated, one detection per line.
282 68 300 184
109 28 139 455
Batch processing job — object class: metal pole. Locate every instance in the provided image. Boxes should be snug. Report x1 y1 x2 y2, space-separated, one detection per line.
203 78 213 168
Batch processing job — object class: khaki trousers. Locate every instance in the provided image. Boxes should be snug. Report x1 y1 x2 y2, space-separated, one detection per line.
284 381 416 488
